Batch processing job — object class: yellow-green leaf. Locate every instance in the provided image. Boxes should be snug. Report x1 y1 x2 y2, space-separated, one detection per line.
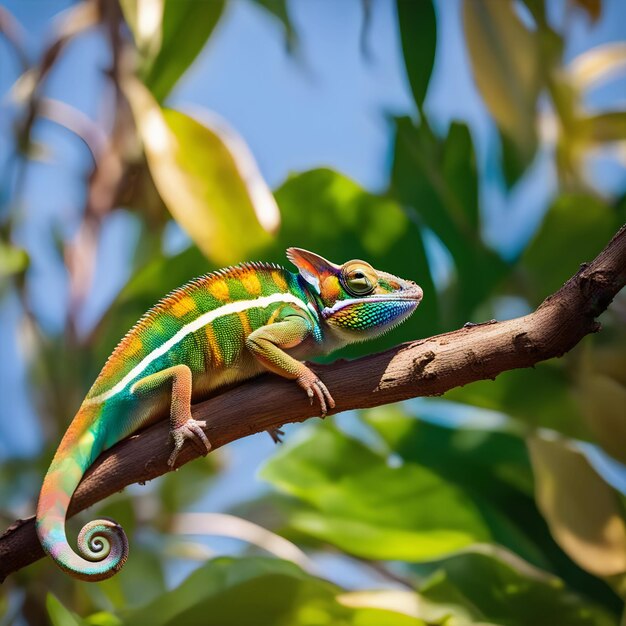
528 436 626 577
125 79 279 264
120 0 225 101
463 0 541 181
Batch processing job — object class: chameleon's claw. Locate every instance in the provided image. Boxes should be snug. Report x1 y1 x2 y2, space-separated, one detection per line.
267 427 285 444
168 418 211 467
299 373 335 417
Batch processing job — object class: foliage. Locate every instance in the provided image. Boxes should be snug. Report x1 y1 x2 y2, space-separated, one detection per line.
0 0 625 624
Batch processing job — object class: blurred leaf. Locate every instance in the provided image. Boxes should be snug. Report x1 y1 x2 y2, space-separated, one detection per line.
416 550 618 626
125 79 279 264
260 424 490 561
579 373 626 466
391 117 508 325
46 594 81 626
446 361 590 441
522 193 621 305
0 239 29 278
396 0 437 108
581 112 626 143
463 0 541 185
84 613 122 626
571 0 602 22
364 406 626 610
528 436 626 577
363 407 547 559
576 326 626 464
567 42 626 92
251 0 296 51
123 556 426 625
159 454 218 514
122 0 226 102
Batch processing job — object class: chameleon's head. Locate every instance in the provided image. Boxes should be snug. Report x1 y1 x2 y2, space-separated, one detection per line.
287 247 423 342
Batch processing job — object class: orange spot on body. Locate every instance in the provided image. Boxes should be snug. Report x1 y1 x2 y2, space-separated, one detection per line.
205 323 223 367
272 271 288 292
171 295 197 317
209 279 230 301
241 271 262 295
238 311 252 336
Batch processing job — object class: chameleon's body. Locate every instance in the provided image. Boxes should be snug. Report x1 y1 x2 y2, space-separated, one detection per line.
37 248 423 580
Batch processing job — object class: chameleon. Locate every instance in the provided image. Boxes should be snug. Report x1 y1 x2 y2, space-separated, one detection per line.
36 247 423 581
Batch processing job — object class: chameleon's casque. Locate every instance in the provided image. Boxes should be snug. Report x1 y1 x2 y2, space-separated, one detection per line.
36 248 423 580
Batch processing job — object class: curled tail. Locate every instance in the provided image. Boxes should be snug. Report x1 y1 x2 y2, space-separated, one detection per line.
36 404 128 581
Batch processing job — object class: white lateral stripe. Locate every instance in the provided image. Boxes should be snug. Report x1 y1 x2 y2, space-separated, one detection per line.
86 292 310 404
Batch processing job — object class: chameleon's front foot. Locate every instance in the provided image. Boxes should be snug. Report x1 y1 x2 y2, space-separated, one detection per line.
297 370 335 416
168 418 212 467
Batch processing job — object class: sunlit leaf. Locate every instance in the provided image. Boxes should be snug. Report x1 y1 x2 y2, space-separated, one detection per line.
528 436 626 577
46 594 81 626
363 407 552 565
84 612 123 626
122 0 226 102
260 424 490 561
463 0 541 185
416 549 618 626
567 42 626 92
125 79 279 265
396 0 437 108
122 556 426 625
0 240 29 278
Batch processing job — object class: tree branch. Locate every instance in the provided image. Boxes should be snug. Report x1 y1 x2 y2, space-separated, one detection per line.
1 224 625 582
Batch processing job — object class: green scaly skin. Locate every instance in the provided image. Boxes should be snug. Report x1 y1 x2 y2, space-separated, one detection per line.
36 248 423 580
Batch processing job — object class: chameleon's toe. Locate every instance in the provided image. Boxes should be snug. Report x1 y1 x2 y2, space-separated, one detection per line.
168 418 211 467
300 374 335 417
267 427 285 444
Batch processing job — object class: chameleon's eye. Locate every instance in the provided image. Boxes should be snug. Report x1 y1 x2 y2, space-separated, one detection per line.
341 261 377 297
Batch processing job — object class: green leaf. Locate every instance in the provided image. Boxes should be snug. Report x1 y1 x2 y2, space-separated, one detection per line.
251 0 297 51
396 0 437 108
46 594 81 626
521 193 621 305
528 436 626 577
124 79 279 265
416 550 618 626
581 111 626 143
363 407 622 608
121 0 226 102
0 240 29 278
391 117 508 325
463 0 541 185
123 556 427 625
260 424 490 561
445 362 591 441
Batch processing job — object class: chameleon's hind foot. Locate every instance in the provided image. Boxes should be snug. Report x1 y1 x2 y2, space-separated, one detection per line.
267 427 285 444
168 418 211 467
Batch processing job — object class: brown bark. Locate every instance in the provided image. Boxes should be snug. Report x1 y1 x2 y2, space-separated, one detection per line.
1 224 625 582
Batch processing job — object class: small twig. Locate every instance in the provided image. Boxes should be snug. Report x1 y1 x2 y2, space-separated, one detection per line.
0 224 625 582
